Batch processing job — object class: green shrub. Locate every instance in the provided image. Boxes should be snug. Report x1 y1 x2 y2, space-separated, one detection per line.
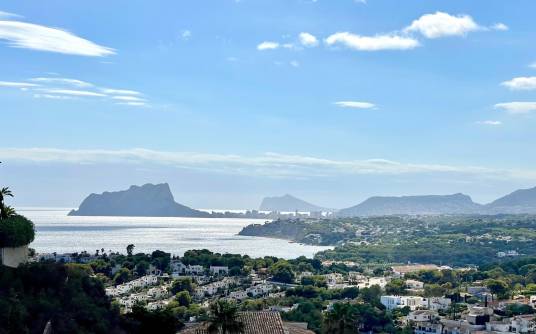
0 215 35 248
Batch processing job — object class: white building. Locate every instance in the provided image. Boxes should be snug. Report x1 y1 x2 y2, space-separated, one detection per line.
229 291 248 301
210 266 229 275
246 283 273 297
381 295 425 311
186 265 204 275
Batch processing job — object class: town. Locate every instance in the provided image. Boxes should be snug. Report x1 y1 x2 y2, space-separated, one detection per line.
31 247 536 334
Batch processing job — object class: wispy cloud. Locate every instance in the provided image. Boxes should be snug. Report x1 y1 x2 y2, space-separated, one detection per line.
501 76 536 90
0 80 39 88
404 12 481 39
2 147 536 181
491 23 508 31
299 32 319 47
0 20 114 56
0 75 149 107
112 95 146 102
325 32 419 51
257 41 279 50
30 77 93 88
477 120 502 126
530 62 536 69
494 102 536 114
99 88 142 96
0 10 21 19
180 29 192 41
37 89 106 97
334 101 376 109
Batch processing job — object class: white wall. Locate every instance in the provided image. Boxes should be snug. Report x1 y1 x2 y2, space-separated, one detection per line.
1 245 29 268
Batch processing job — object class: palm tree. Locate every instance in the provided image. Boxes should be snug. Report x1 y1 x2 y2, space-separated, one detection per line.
208 300 244 334
0 187 14 219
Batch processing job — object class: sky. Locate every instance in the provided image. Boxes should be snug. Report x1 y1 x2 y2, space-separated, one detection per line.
1 0 536 209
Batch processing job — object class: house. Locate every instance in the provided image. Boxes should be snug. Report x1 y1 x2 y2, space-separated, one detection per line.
247 284 273 297
179 311 315 334
486 315 536 333
186 265 204 275
381 295 424 310
209 266 229 275
229 290 249 301
423 297 452 311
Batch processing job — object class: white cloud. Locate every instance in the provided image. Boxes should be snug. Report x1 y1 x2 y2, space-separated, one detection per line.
404 12 481 39
180 29 191 41
257 41 279 50
0 10 21 19
491 23 508 31
117 102 147 107
33 94 73 100
477 120 502 126
299 32 319 47
0 81 39 88
290 60 300 67
501 77 536 90
2 147 536 181
37 89 106 97
325 32 419 51
0 20 115 56
335 101 376 109
494 102 536 114
99 88 142 96
530 62 536 69
112 95 146 102
30 77 93 88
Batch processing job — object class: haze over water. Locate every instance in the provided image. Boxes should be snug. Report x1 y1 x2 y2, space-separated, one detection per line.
22 208 332 259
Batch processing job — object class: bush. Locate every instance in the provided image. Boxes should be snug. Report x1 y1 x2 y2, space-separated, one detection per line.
0 215 35 248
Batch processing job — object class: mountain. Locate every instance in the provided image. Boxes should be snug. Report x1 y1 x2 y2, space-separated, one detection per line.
69 183 211 217
338 193 483 217
486 186 536 214
259 194 327 212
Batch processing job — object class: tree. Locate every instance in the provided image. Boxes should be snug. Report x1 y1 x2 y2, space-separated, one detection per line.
135 260 150 276
113 268 131 285
176 291 192 307
269 260 294 283
486 279 509 299
127 244 135 257
0 187 14 219
171 277 195 294
323 302 357 333
208 300 244 334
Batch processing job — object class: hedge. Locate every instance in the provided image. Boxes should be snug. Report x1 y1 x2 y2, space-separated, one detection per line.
0 215 35 248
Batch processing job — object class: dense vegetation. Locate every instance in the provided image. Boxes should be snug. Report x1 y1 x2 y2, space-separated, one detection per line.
241 215 536 266
0 262 183 334
0 215 35 248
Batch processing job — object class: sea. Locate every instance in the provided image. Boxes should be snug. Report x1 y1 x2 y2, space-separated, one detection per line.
19 208 332 259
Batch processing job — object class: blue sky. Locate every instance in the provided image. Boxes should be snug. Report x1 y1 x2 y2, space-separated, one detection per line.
1 0 536 209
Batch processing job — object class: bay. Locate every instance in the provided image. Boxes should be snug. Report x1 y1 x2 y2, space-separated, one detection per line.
20 208 332 259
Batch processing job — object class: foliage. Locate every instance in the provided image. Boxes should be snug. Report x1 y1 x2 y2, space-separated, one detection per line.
269 260 295 283
171 277 196 294
176 291 192 307
207 299 244 334
0 215 35 248
121 305 184 334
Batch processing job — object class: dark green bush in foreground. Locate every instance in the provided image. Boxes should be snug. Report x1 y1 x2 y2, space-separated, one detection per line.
0 215 35 248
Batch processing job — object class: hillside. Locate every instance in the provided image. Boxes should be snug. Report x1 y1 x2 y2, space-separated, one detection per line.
486 186 536 214
338 193 483 217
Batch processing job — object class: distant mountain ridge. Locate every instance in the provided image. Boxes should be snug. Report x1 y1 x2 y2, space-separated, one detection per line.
486 186 536 214
259 194 328 212
69 183 211 217
338 193 483 217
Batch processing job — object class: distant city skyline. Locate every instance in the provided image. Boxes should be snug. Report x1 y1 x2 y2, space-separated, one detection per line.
1 1 536 209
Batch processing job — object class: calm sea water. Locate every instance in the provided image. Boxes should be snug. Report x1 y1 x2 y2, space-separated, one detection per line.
20 208 332 259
